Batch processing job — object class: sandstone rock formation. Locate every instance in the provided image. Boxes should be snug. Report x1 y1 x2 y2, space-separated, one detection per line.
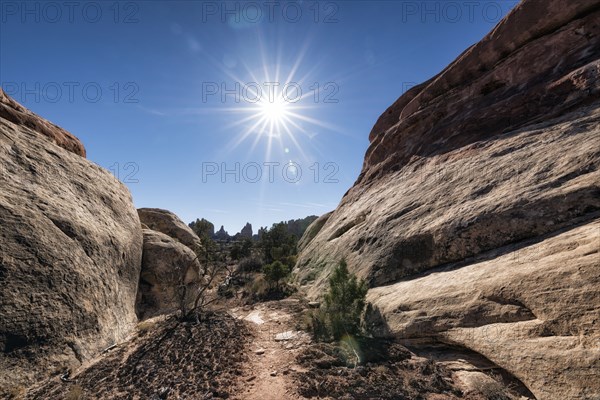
138 208 203 251
0 95 142 393
189 217 215 238
297 212 331 252
364 221 600 400
0 88 86 157
215 225 230 241
240 222 253 239
136 229 201 319
295 1 600 399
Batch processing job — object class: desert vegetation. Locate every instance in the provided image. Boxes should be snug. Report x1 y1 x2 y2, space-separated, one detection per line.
187 217 316 304
304 260 368 341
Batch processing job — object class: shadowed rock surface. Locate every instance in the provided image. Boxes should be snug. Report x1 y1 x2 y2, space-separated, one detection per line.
0 95 142 394
295 1 600 398
136 229 201 320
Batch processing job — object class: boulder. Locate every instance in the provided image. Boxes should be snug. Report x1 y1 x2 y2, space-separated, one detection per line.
295 1 600 398
0 88 86 157
0 95 142 393
137 208 203 251
136 229 201 319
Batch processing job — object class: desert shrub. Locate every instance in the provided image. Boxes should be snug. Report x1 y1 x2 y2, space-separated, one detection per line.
304 308 329 341
230 239 252 260
280 254 297 269
248 275 269 299
259 222 298 263
262 260 290 289
238 256 264 273
322 260 368 340
177 256 226 323
476 379 514 400
137 320 156 334
246 272 296 302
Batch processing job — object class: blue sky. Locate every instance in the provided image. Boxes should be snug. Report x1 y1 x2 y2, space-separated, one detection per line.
0 0 517 234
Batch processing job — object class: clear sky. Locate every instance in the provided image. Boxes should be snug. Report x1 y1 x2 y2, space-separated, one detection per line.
0 0 517 234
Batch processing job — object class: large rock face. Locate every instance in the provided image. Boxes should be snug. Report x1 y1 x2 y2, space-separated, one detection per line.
0 95 143 392
365 221 600 400
0 88 86 157
295 1 600 399
138 208 203 251
136 229 201 320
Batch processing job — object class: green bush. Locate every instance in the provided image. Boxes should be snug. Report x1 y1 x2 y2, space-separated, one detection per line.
262 260 290 289
323 260 368 340
238 256 263 273
230 238 253 260
259 222 298 264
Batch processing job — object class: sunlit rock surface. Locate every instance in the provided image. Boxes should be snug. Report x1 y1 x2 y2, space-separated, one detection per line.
295 1 600 398
0 94 142 392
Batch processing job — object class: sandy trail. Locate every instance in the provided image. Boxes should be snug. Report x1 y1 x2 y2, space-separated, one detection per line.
230 300 310 400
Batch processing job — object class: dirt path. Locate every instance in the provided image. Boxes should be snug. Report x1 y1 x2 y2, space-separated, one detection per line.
229 300 310 400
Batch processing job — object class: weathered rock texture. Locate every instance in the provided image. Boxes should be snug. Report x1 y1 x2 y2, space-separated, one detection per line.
0 88 86 157
0 96 142 392
138 208 203 251
365 221 600 400
136 229 201 319
295 1 600 399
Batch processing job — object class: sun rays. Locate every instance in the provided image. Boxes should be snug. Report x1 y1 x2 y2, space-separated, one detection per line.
209 34 340 162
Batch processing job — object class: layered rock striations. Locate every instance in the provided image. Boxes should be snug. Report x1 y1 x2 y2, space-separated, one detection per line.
0 95 142 392
295 1 600 398
0 88 86 157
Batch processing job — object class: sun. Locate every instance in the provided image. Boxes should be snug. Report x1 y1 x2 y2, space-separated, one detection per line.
260 97 288 124
216 37 340 159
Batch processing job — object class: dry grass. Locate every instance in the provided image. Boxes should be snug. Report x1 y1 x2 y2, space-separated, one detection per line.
65 385 83 400
25 313 250 399
4 385 26 400
292 339 463 399
474 379 515 400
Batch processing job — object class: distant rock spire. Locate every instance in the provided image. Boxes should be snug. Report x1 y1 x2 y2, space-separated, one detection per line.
240 222 253 238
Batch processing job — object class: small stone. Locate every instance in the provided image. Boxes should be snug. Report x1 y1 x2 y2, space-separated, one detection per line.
274 331 299 341
254 348 265 355
270 370 278 377
308 301 320 308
